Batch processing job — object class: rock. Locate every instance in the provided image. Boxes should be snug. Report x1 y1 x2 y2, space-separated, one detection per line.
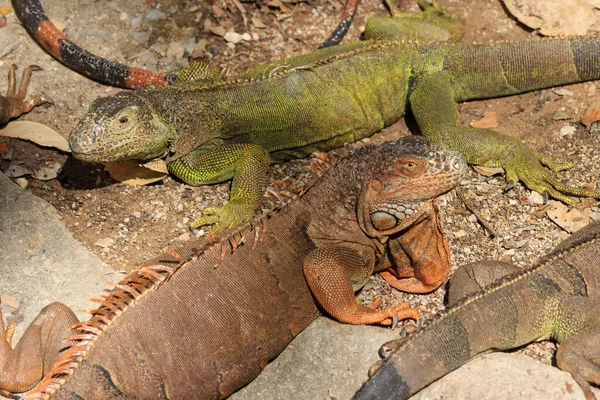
559 125 577 138
146 9 166 21
527 191 545 205
0 172 114 341
413 353 598 400
231 317 397 400
130 16 142 28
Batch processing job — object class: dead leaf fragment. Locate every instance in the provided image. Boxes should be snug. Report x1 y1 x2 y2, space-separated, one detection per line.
471 111 498 129
0 294 19 310
104 160 168 185
581 100 600 128
49 18 66 33
0 6 12 16
546 200 590 233
473 165 504 177
503 0 597 36
0 121 70 152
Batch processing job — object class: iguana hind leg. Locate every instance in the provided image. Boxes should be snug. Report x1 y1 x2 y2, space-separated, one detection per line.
557 330 600 400
303 245 419 325
0 302 77 393
554 296 600 400
410 71 600 204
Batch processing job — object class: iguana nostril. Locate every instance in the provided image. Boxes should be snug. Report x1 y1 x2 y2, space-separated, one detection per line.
371 211 397 230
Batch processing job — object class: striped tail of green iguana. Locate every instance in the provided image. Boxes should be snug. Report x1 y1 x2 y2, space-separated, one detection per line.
354 221 600 400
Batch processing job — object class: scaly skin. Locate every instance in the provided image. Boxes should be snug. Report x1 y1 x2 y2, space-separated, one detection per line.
0 64 49 124
355 221 600 400
0 136 465 398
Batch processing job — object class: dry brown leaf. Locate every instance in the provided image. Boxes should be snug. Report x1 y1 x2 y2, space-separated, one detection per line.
581 100 600 127
471 111 498 129
0 121 70 152
473 165 504 177
0 294 19 309
503 0 597 36
49 18 66 32
546 200 590 233
104 160 168 185
0 143 7 155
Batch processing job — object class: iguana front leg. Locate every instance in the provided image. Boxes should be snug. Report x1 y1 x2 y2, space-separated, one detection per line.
0 303 77 394
168 143 270 238
303 245 420 325
410 71 600 203
0 64 49 124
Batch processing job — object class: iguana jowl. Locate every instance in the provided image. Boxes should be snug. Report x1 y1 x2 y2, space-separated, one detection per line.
355 221 600 400
0 136 466 398
54 0 600 235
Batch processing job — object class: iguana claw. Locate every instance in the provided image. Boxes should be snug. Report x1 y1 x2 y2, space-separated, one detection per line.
191 199 255 238
503 143 600 204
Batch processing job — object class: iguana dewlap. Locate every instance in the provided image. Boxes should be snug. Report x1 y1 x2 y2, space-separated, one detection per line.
356 221 600 400
0 136 465 399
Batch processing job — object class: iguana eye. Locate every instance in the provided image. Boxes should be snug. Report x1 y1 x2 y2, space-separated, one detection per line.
112 107 138 132
395 157 426 176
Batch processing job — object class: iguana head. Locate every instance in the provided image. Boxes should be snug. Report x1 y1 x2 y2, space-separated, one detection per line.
358 136 466 238
69 91 175 162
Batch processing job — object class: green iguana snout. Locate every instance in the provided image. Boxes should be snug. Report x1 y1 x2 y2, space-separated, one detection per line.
69 91 173 163
359 137 466 237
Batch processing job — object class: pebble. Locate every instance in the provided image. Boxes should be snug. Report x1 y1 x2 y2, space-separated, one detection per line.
139 52 158 65
131 31 150 44
94 238 114 248
131 16 143 28
133 211 141 218
146 9 166 21
527 191 545 205
14 177 27 188
120 12 129 21
559 125 577 138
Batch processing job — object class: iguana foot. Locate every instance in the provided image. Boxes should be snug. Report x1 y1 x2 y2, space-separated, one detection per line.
503 143 600 204
556 330 600 400
0 308 16 361
191 199 256 239
376 302 420 326
0 65 50 124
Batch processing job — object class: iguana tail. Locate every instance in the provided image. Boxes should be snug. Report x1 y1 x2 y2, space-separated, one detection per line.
353 269 561 400
442 35 600 101
12 0 176 88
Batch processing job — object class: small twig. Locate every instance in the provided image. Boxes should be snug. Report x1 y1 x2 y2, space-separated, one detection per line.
456 187 497 238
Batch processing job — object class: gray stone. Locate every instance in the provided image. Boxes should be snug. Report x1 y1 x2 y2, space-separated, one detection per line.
231 317 397 400
0 172 116 340
412 353 600 400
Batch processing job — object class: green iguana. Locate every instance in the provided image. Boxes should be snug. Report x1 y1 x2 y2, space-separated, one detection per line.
0 64 48 124
62 0 600 236
355 220 600 400
0 136 466 399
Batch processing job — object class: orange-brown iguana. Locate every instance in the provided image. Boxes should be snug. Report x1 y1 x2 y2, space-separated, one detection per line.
355 221 600 400
0 136 465 399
